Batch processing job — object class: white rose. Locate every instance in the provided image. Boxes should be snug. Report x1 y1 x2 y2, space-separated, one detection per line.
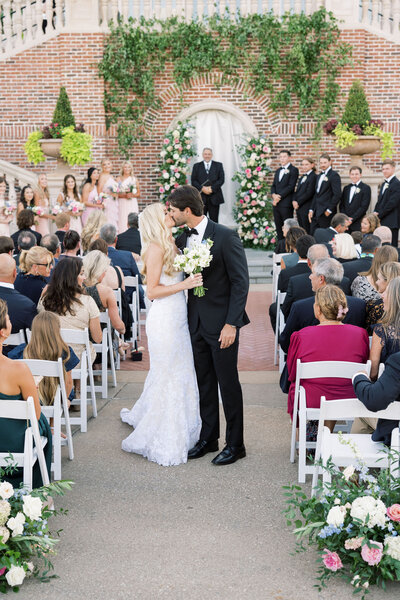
250 153 257 161
260 138 265 144
0 525 9 543
164 184 170 191
160 150 166 157
326 505 345 527
253 239 259 245
167 145 173 152
251 193 257 199
250 217 256 224
5 565 26 587
7 512 25 537
343 465 355 480
0 482 13 500
247 183 252 189
162 172 169 179
184 130 190 138
172 129 179 138
385 536 400 561
23 495 42 521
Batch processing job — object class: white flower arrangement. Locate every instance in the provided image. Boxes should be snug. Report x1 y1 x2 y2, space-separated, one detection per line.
173 239 213 297
156 121 196 202
233 135 276 250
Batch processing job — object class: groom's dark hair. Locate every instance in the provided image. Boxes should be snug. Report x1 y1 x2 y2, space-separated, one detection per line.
167 185 204 217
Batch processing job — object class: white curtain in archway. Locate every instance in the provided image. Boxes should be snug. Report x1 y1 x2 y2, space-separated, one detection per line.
190 109 248 227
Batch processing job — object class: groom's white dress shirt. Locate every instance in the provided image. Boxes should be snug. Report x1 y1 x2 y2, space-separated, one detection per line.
187 216 208 250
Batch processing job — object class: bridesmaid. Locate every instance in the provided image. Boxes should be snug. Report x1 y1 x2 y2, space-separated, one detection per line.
117 160 140 233
81 167 103 227
34 173 52 236
0 177 13 237
56 174 83 235
17 184 35 215
292 158 317 234
98 158 119 230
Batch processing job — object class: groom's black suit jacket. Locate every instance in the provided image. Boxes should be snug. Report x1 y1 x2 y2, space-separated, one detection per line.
176 219 249 335
191 161 225 207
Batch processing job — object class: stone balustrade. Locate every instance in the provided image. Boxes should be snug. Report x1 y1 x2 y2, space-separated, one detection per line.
1 0 399 60
0 159 37 204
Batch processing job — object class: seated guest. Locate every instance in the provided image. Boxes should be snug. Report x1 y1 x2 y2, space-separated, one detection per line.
361 212 380 236
374 225 400 261
339 166 371 232
351 230 363 256
116 212 141 257
376 261 400 294
342 234 382 284
331 232 358 263
369 276 400 380
81 211 107 254
88 238 126 293
351 245 398 331
14 231 37 268
287 285 369 420
279 258 366 354
0 298 52 487
313 212 350 245
0 236 14 256
292 157 317 233
274 218 298 254
0 254 37 350
14 246 54 305
353 350 400 446
59 230 81 259
41 234 61 261
11 209 41 250
281 243 330 320
54 212 70 252
280 226 307 269
39 258 102 365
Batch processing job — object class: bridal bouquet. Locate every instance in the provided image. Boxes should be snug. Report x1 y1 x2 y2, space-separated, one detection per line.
284 443 400 598
173 238 213 297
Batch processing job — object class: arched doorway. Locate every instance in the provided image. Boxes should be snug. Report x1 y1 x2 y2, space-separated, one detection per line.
171 101 258 227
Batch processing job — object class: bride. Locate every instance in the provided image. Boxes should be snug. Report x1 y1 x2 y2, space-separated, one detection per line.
120 203 202 466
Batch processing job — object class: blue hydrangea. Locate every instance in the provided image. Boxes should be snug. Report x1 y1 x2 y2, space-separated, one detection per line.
318 524 343 538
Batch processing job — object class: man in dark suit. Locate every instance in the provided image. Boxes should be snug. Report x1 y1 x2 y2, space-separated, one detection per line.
374 160 400 247
292 159 317 233
342 234 382 284
309 153 342 233
169 185 249 465
191 148 224 223
353 351 400 446
116 212 141 256
0 254 37 354
279 257 366 354
313 213 350 245
100 223 144 307
11 209 41 250
271 149 299 241
340 166 371 232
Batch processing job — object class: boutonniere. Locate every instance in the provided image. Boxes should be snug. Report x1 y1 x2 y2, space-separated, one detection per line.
323 176 329 182
283 168 289 175
301 175 307 183
382 182 389 192
355 187 360 194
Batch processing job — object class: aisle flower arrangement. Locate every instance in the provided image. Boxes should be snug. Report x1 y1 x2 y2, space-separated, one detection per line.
284 446 400 598
0 463 73 594
156 122 196 202
232 136 276 249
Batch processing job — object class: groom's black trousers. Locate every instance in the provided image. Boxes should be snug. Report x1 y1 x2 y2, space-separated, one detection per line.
190 325 244 447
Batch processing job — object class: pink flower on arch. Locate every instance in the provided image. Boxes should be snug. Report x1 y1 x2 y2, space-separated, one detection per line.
164 138 169 144
322 549 343 572
174 183 179 188
159 187 165 193
252 144 256 148
0 567 5 577
361 542 383 566
271 237 276 244
244 195 250 202
256 166 261 171
239 199 244 204
251 200 257 206
243 210 248 215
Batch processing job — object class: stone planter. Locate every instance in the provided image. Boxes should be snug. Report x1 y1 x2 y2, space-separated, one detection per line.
38 138 70 199
38 138 63 159
336 135 381 174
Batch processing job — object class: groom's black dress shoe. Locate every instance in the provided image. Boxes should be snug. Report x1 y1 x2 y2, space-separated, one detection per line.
211 444 246 465
188 440 218 459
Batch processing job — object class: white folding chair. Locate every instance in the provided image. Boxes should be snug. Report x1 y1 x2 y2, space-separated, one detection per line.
22 357 74 481
273 290 286 366
112 290 123 367
0 397 50 491
312 396 400 495
271 253 289 302
7 329 26 346
60 328 97 432
124 275 140 340
290 359 371 483
93 312 117 398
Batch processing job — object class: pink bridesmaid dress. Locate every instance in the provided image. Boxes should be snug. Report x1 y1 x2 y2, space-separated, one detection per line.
103 177 119 229
35 196 50 236
82 187 103 227
118 176 139 233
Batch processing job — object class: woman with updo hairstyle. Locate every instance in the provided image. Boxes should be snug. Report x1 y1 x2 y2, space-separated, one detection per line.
331 232 358 262
361 212 380 236
369 276 400 380
0 299 52 487
280 226 307 269
59 229 81 258
81 210 107 254
14 246 54 305
88 237 125 292
286 284 369 420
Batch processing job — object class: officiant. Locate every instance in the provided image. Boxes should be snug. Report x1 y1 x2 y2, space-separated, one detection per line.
191 147 225 222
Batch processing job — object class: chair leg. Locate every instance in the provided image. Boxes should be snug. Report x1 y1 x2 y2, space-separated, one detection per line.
80 378 88 433
87 361 98 418
298 413 307 483
102 343 108 399
290 416 297 464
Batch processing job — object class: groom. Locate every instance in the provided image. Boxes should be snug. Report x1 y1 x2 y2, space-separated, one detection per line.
169 185 250 465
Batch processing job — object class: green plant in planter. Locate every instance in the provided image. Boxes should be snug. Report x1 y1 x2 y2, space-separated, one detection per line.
24 131 45 164
341 80 371 129
59 126 92 166
52 86 76 128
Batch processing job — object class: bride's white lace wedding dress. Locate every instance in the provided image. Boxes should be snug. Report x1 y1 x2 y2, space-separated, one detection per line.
120 268 201 466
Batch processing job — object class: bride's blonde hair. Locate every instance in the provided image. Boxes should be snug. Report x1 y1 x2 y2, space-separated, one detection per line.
140 203 175 278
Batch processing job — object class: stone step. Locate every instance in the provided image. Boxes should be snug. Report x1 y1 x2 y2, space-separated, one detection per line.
245 248 274 283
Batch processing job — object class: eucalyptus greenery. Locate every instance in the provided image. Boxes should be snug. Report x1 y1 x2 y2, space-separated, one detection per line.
98 8 353 156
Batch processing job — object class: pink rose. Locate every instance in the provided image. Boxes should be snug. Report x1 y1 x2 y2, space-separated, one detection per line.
174 183 179 188
243 210 248 215
178 146 182 151
361 542 383 566
322 549 343 572
163 138 169 144
252 144 256 148
159 187 165 193
249 190 253 194
244 195 250 202
174 138 179 144
0 567 5 576
251 200 256 206
239 199 244 204
271 238 276 243
256 166 261 171
265 226 270 230
387 504 400 522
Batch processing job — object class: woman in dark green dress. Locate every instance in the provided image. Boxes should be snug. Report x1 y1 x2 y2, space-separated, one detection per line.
0 299 52 488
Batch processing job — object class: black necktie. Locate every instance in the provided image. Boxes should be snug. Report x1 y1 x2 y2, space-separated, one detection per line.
186 228 198 237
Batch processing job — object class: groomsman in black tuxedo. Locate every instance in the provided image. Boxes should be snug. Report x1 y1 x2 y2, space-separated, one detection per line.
271 150 299 241
309 153 341 233
340 166 371 232
191 148 225 223
374 160 400 247
292 158 317 233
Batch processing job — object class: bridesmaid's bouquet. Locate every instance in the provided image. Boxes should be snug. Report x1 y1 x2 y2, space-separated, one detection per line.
51 204 64 216
66 200 84 215
173 238 213 297
120 182 138 195
3 203 16 217
31 206 45 217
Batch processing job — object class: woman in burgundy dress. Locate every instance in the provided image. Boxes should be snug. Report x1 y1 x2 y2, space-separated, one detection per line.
287 284 369 419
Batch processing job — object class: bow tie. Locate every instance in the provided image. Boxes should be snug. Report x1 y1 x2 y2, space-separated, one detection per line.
186 228 198 237
351 184 357 187
385 179 390 183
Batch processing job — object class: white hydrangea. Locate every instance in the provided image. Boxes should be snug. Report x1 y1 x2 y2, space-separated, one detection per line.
385 536 400 561
326 505 346 527
0 500 11 526
350 496 387 528
0 482 13 500
0 525 9 543
22 495 42 521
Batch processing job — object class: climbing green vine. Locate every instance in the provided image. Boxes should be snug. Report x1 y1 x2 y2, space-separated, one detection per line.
98 8 353 157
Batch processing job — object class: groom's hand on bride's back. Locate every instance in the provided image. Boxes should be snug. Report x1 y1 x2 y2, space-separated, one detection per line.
219 324 237 349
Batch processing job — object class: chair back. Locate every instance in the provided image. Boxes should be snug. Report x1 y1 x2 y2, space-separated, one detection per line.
7 329 26 346
294 359 371 398
319 395 400 422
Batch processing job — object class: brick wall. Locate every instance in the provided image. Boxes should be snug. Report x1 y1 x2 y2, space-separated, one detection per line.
0 28 399 205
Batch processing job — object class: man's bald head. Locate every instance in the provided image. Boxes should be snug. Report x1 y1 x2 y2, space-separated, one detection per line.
307 243 330 265
0 254 17 283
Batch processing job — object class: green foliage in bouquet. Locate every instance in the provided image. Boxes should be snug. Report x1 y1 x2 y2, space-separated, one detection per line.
60 126 92 167
341 80 371 129
24 131 45 165
52 87 76 129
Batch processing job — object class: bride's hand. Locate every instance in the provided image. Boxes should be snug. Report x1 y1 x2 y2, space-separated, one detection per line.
183 273 203 290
